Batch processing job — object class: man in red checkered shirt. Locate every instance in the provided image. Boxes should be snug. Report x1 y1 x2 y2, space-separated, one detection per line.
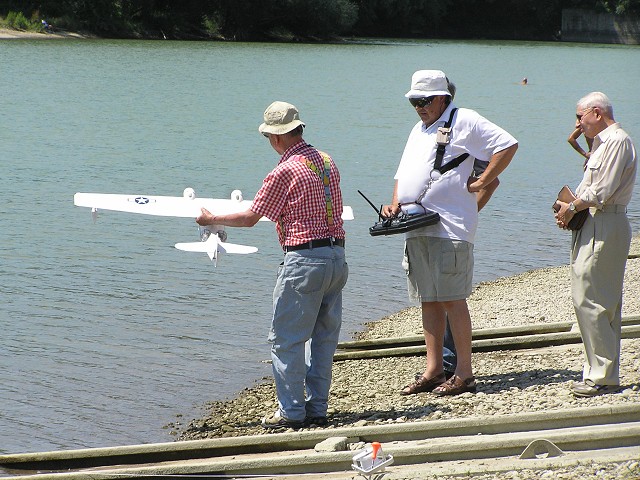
196 101 348 430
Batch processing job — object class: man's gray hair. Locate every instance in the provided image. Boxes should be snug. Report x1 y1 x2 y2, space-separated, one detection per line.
445 78 456 106
578 92 614 117
446 77 456 99
286 125 304 137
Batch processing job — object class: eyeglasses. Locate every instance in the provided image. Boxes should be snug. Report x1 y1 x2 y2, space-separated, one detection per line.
262 132 270 138
576 108 594 121
409 96 436 109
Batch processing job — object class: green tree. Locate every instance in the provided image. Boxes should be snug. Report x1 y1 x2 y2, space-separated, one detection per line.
207 0 357 40
440 0 564 40
1 0 638 40
285 0 358 37
353 0 452 37
597 0 640 13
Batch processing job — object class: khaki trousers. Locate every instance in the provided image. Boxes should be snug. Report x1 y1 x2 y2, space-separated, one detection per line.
571 206 630 385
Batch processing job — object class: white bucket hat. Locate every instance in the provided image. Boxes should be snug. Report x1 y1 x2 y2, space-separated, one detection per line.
405 70 451 98
258 101 305 135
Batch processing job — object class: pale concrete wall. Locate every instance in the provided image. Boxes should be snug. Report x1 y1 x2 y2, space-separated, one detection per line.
562 8 640 44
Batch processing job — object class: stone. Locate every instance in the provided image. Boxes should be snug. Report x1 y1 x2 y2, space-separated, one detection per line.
314 436 349 452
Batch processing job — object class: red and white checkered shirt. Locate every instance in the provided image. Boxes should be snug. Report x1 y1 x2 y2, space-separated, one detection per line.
251 141 346 247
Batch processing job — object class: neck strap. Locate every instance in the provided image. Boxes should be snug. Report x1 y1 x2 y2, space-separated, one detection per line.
434 108 469 174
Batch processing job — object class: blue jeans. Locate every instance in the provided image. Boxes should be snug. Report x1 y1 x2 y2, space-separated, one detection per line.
269 245 348 422
443 317 457 373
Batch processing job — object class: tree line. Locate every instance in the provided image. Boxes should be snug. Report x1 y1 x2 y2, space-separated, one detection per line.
1 0 639 41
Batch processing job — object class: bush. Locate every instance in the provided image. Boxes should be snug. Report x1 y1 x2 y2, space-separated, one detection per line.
2 10 45 31
5 11 33 30
202 14 222 37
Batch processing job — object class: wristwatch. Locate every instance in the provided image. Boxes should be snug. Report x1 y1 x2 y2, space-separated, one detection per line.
569 202 576 212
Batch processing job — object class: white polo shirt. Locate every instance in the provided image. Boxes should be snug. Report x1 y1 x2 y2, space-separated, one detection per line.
394 103 517 244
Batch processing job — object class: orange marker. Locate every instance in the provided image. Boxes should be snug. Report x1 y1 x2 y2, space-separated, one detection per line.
371 441 381 459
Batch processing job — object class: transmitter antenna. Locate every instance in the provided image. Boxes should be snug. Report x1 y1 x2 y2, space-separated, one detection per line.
357 190 383 221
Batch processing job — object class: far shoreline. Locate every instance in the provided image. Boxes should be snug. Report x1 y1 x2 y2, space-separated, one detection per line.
0 27 91 39
2 26 632 46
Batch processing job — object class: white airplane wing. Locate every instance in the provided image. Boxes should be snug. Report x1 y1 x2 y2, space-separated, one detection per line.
73 192 254 218
74 189 354 221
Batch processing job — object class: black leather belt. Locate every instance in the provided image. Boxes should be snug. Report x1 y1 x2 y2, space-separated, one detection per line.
284 238 345 252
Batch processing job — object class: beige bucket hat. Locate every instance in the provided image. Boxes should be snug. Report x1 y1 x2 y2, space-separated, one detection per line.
258 101 305 135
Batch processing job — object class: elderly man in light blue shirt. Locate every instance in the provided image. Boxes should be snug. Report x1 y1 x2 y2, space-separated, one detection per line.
555 91 637 397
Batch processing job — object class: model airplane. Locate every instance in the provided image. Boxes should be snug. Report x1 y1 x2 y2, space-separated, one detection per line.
74 188 354 265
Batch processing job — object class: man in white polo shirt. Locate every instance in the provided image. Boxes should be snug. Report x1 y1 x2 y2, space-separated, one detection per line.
383 70 518 396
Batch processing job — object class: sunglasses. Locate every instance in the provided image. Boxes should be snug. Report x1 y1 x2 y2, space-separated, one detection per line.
409 96 436 108
576 108 595 121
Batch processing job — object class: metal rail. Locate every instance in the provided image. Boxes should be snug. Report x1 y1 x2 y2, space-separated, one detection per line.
1 404 639 479
333 316 640 361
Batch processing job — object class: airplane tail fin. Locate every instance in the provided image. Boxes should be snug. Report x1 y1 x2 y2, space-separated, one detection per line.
341 205 355 220
175 234 219 266
175 233 257 267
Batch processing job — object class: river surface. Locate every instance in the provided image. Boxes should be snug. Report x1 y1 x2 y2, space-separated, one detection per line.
1 37 639 454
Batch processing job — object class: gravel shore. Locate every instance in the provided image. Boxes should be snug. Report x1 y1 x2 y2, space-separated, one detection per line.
0 27 88 39
176 237 640 478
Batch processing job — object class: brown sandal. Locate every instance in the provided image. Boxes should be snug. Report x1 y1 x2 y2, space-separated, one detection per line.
433 375 477 396
400 372 446 395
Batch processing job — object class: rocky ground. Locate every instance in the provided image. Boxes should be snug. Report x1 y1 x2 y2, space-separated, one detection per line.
174 238 640 479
